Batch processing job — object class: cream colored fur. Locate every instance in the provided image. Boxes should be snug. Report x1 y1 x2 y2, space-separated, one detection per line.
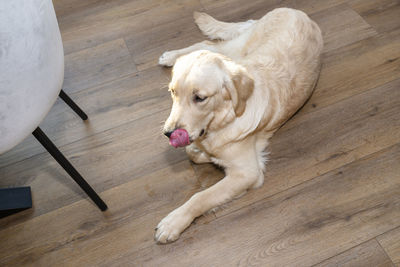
155 8 323 243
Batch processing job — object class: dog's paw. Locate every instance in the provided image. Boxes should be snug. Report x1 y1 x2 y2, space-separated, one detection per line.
186 144 212 164
154 207 193 244
158 51 178 67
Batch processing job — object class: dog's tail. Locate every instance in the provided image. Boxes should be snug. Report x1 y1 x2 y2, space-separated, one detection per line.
194 12 256 41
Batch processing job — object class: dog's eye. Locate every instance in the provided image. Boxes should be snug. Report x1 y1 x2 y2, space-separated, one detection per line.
194 94 208 103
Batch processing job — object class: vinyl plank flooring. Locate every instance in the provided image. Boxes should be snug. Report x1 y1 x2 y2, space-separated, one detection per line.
378 227 400 266
0 67 171 168
199 0 348 21
310 4 377 52
0 161 200 266
104 142 400 266
349 0 400 33
55 0 156 32
313 239 395 267
57 0 202 55
124 15 204 71
301 28 400 115
63 38 137 94
54 0 115 19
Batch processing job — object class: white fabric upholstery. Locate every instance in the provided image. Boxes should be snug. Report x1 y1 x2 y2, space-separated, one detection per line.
0 0 64 154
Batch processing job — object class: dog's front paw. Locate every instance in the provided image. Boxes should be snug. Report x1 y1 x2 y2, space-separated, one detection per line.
155 207 193 243
186 143 212 164
158 51 178 67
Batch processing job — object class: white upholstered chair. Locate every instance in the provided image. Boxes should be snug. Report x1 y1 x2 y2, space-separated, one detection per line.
0 0 107 215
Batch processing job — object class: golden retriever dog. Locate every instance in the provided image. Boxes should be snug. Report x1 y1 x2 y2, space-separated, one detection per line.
155 8 323 243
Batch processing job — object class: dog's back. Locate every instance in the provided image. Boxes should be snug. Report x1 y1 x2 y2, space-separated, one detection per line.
223 8 323 131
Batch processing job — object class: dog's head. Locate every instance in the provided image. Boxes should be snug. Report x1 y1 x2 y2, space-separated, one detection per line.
163 50 254 144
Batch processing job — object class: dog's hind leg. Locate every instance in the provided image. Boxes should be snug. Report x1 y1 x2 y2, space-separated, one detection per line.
251 133 273 189
159 40 219 67
159 13 256 67
194 12 256 41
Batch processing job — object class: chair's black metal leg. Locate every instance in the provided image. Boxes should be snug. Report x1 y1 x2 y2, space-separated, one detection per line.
32 127 107 211
59 89 88 120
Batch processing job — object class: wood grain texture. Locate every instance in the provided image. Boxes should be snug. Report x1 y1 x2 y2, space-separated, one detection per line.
349 0 400 33
301 28 400 114
314 239 395 267
63 38 137 94
0 67 171 168
1 0 399 265
200 0 349 20
124 15 204 71
310 4 377 52
378 227 400 266
101 143 400 266
58 0 202 55
0 161 200 266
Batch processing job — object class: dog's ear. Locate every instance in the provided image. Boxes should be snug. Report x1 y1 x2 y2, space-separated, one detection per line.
224 64 254 117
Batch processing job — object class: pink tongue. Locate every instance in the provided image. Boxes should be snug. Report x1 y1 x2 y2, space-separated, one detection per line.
169 129 190 148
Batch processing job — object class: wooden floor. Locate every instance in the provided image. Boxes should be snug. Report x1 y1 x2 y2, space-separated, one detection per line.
1 0 400 266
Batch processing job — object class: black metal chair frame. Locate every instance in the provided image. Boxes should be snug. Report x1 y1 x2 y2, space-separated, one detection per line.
0 90 108 217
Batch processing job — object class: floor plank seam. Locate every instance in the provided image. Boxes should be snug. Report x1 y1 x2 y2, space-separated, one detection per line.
62 68 140 96
310 223 400 267
376 237 397 266
123 37 140 68
376 225 400 240
61 10 200 57
64 68 143 98
0 106 171 170
309 236 379 267
292 75 400 121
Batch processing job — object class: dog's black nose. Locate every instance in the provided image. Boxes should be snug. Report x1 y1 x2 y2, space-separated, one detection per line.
164 131 173 138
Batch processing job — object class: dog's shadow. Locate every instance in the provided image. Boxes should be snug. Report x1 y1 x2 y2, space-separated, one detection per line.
191 161 225 189
162 146 188 170
162 146 224 187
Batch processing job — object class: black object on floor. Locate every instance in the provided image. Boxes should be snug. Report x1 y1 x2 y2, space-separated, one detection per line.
0 90 107 217
32 127 108 211
0 187 32 218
